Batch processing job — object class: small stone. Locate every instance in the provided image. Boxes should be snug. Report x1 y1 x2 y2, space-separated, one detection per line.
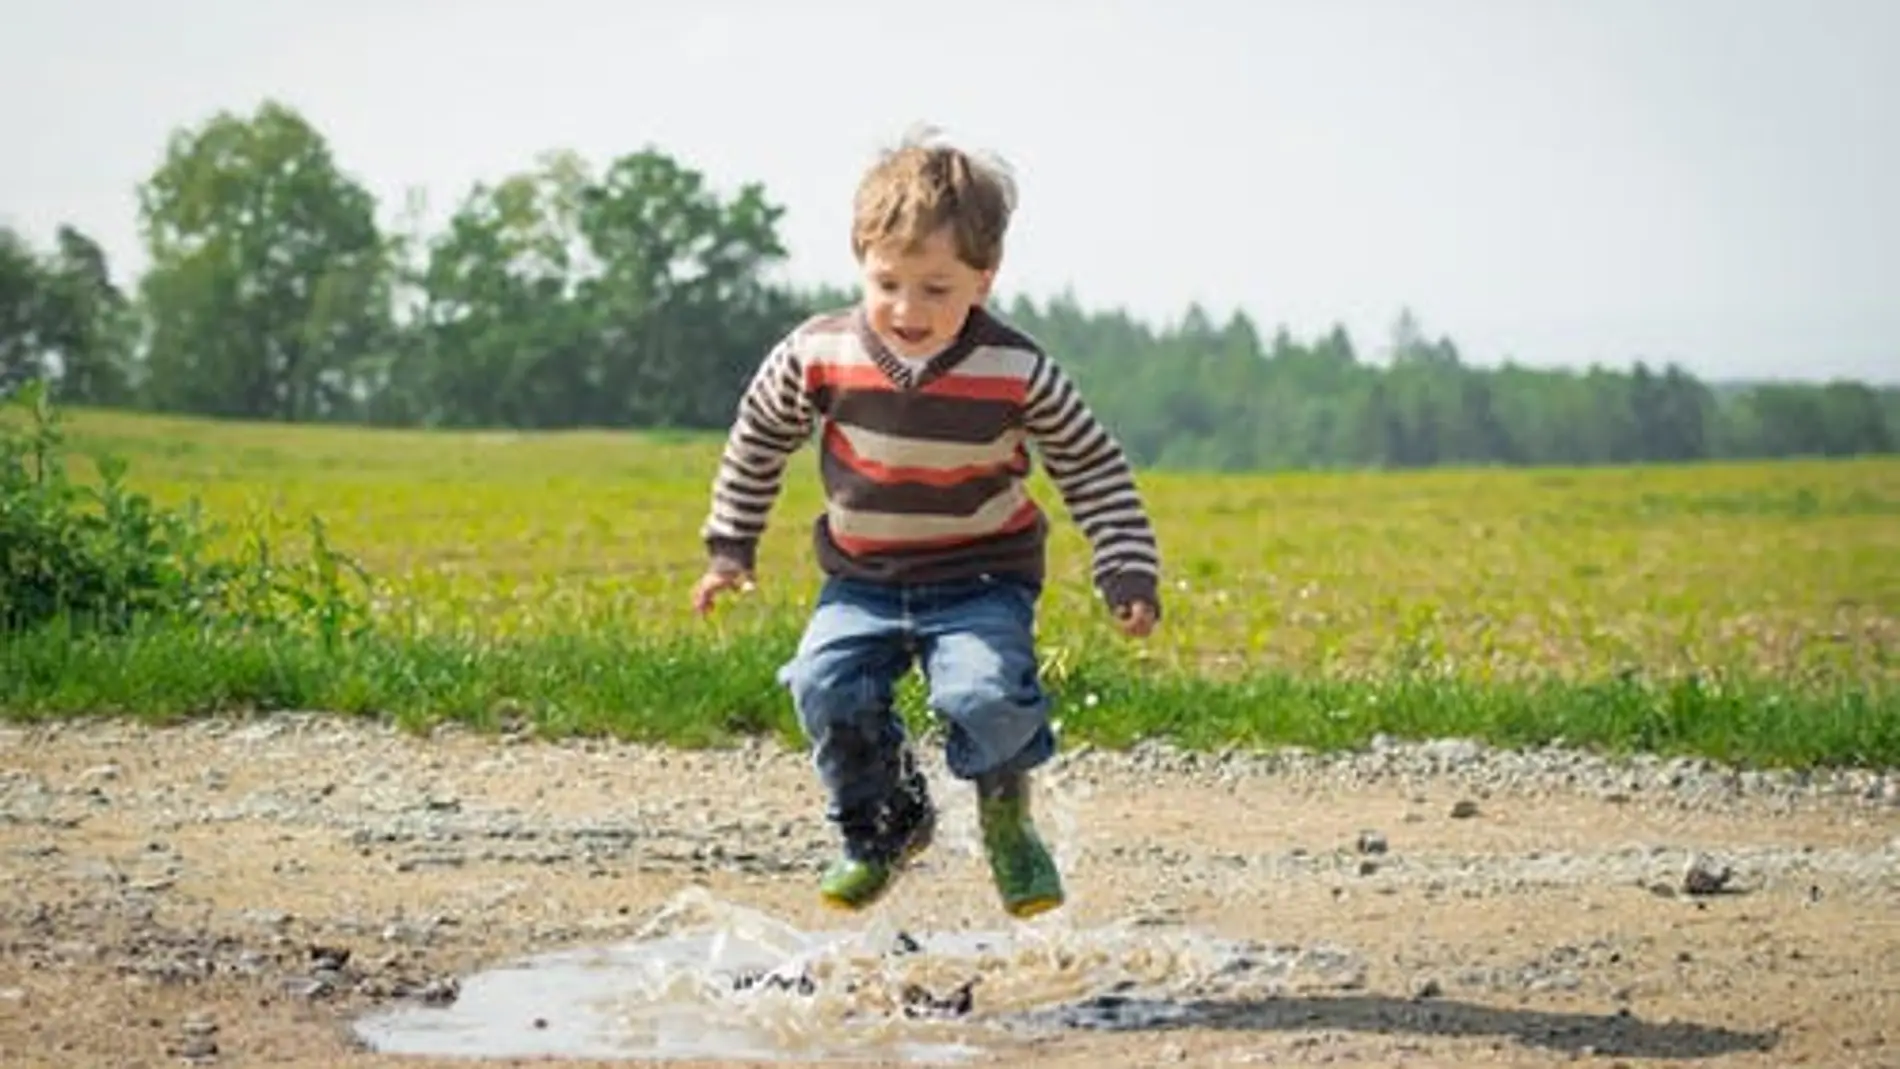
1449 800 1480 819
1682 855 1733 896
308 944 350 971
1412 976 1443 999
1355 830 1389 855
284 977 331 1000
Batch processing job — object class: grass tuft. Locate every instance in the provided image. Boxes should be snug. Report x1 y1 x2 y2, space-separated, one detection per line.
3 616 1892 770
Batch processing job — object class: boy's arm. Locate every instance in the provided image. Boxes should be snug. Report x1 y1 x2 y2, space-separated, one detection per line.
700 334 816 577
1020 354 1163 618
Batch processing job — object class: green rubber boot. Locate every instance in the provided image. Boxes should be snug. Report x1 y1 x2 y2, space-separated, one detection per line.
816 823 934 910
977 771 1064 918
817 755 936 911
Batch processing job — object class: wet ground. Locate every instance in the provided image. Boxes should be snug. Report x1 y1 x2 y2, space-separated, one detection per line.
1 714 1896 1067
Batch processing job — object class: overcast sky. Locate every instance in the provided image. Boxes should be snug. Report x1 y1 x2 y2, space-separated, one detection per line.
5 0 1896 382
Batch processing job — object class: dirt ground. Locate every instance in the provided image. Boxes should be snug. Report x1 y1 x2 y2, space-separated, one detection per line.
1 714 1896 1068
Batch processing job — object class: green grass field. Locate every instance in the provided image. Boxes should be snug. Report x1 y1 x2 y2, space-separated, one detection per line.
5 406 1897 768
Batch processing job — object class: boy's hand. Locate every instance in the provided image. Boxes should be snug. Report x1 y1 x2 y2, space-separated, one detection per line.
1114 599 1158 638
691 566 754 616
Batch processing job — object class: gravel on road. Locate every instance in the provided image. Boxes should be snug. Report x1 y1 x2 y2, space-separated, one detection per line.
2 714 1895 1067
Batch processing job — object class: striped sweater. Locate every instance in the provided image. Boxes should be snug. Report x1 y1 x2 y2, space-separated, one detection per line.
701 304 1162 614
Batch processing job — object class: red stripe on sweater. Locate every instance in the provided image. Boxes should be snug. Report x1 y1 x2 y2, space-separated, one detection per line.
823 423 1025 488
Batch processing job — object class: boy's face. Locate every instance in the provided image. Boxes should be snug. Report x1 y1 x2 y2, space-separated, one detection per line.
858 227 995 360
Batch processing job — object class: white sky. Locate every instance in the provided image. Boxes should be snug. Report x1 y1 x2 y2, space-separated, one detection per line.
4 0 1896 382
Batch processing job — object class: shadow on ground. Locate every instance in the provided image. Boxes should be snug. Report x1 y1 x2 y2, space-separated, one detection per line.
1026 993 1777 1059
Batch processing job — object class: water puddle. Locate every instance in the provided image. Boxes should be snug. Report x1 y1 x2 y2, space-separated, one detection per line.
352 888 1367 1063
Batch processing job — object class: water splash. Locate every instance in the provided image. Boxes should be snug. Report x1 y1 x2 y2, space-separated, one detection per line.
351 887 1364 1063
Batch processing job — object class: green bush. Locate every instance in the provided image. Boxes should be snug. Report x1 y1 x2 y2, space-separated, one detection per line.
1 380 373 645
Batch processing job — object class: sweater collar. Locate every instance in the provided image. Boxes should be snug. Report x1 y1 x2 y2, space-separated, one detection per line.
852 304 989 390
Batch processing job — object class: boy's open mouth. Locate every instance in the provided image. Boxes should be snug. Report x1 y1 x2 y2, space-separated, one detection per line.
893 327 931 345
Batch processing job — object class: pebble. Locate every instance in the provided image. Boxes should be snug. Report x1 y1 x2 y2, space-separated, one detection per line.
1682 855 1734 896
181 1014 217 1038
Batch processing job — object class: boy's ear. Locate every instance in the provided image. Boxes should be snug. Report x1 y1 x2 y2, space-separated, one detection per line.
975 267 996 303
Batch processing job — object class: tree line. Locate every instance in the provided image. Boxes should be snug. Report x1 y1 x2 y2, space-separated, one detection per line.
3 99 1894 471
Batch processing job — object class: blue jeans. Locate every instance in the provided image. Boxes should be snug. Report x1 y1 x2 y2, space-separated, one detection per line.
776 573 1055 819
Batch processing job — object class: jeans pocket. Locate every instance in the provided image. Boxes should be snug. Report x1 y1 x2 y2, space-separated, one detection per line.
975 573 1040 628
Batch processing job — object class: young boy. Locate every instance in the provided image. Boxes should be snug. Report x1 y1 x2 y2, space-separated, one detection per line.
692 128 1162 919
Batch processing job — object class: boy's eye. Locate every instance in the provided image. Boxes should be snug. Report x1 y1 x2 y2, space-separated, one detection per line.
870 278 951 299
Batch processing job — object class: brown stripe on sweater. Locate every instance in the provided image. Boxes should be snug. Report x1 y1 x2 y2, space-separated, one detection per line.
827 484 1034 542
819 440 1024 516
813 512 1050 585
817 391 1022 444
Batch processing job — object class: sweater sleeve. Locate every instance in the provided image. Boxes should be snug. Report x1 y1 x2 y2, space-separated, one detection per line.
700 331 816 574
1020 354 1163 616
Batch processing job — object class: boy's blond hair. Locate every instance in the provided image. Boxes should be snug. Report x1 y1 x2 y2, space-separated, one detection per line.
851 125 1018 272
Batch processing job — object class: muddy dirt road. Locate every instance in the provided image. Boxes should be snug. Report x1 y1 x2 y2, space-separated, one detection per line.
2 714 1896 1068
